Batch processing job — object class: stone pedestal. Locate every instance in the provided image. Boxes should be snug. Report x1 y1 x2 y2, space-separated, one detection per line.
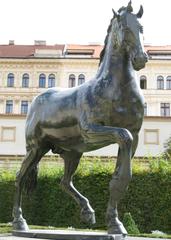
13 229 125 240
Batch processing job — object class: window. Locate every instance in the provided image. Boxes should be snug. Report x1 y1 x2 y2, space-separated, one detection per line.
22 73 29 88
144 103 147 116
161 103 170 116
157 75 164 89
68 74 76 88
140 75 147 89
21 101 28 114
166 76 171 89
6 100 13 114
7 73 14 87
78 74 85 85
39 74 46 88
48 74 55 88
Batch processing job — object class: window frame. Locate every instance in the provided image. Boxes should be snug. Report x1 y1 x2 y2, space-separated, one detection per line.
160 103 170 116
78 74 85 86
48 74 56 88
6 100 13 114
7 73 14 87
22 73 29 88
166 76 171 89
144 103 147 116
140 75 147 89
157 75 164 90
39 73 46 88
21 100 28 115
68 74 76 88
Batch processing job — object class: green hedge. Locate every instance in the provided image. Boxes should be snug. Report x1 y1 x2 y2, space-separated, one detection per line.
0 159 171 234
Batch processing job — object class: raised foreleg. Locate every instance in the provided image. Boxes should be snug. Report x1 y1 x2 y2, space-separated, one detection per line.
81 123 133 235
60 151 95 225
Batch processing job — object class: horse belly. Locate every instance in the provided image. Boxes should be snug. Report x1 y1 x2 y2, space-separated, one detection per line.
43 124 80 140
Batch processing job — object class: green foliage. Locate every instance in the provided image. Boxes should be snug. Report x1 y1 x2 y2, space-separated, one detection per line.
0 158 171 234
0 223 12 233
163 136 171 160
123 212 140 234
149 157 171 173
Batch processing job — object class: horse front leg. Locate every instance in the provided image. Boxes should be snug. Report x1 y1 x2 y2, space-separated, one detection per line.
60 151 96 225
81 123 133 235
106 132 138 235
106 146 132 235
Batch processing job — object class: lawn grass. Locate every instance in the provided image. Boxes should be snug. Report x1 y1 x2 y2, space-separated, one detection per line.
130 233 171 239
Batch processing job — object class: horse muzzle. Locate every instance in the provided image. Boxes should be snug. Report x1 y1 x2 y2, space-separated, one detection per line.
132 52 148 71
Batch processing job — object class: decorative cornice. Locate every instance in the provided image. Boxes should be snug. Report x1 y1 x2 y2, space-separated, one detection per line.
144 116 171 121
0 114 26 119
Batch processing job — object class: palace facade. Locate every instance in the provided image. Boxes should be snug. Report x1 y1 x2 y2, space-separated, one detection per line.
0 41 171 157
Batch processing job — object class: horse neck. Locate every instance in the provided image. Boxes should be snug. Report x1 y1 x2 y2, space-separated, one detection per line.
96 29 135 87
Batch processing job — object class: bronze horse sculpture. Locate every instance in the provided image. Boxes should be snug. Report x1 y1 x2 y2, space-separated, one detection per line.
13 2 148 235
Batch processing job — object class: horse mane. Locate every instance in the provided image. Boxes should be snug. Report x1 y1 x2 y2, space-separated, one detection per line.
99 17 114 66
99 5 132 66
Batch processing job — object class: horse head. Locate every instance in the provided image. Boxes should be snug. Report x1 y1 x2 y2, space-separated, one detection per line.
112 1 148 71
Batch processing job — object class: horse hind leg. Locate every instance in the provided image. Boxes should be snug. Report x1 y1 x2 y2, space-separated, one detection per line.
12 145 48 231
60 151 96 225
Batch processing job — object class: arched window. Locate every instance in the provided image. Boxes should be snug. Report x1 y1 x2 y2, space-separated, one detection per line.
48 74 55 88
166 76 171 89
68 74 76 88
39 73 46 88
140 75 147 89
7 73 14 87
22 73 29 88
157 75 164 89
78 74 85 85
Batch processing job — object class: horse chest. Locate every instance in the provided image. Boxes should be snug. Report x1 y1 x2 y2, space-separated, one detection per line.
110 97 144 129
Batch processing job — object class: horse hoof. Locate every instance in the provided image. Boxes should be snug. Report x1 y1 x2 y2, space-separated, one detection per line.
80 208 96 225
13 218 29 231
107 218 127 235
108 222 127 236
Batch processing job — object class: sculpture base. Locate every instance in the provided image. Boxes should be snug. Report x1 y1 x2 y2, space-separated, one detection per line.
13 229 126 240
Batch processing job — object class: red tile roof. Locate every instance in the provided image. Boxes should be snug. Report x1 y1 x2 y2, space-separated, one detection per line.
145 45 171 51
144 45 171 55
0 43 170 58
0 44 65 58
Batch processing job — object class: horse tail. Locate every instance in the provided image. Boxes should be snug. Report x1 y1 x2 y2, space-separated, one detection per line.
23 164 39 195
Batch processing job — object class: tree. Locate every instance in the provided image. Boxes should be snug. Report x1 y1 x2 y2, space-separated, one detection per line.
123 212 140 234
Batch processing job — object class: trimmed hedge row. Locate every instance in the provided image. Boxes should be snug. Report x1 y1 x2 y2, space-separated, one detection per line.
0 159 171 233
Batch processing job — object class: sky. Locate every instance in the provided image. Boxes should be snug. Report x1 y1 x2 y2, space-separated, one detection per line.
0 0 171 46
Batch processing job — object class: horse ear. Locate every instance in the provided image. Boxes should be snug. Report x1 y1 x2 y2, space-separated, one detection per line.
127 0 133 13
112 9 118 18
136 5 143 18
112 9 120 21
